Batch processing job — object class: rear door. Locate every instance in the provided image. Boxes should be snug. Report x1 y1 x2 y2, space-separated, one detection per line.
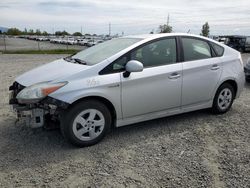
180 37 222 107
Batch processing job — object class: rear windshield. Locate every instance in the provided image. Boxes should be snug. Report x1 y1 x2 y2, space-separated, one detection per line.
72 38 142 65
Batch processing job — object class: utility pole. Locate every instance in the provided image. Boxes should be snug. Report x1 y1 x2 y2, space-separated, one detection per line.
167 14 170 26
81 26 82 35
3 34 6 51
109 23 111 36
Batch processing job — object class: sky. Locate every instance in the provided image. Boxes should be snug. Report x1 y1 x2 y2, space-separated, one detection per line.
0 0 250 36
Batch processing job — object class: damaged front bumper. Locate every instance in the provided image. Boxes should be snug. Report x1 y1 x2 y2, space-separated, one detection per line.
9 82 69 128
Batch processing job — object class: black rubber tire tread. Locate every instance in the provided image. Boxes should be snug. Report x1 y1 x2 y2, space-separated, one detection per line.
212 83 235 114
60 100 112 147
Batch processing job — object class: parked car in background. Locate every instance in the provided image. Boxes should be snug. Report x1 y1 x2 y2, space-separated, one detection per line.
96 40 104 44
218 37 226 44
36 37 49 41
77 39 88 46
9 33 245 147
67 38 77 45
244 58 250 81
86 39 98 47
50 38 62 44
224 35 250 52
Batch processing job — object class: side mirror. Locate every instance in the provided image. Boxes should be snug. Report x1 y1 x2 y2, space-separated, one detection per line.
123 60 143 78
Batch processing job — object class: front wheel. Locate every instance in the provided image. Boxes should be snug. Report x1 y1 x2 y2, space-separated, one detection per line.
60 100 112 147
212 83 235 114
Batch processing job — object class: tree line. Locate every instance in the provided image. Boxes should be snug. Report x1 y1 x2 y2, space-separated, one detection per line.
2 22 210 37
1 28 86 36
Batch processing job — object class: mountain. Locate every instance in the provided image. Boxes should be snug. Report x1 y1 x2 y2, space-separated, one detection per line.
0 26 9 33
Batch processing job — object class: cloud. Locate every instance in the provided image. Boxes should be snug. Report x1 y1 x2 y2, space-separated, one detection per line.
0 0 250 35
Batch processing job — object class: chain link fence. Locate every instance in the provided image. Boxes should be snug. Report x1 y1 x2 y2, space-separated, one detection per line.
0 35 86 52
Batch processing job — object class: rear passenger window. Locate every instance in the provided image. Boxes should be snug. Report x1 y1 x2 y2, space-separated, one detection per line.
182 37 212 61
211 42 224 56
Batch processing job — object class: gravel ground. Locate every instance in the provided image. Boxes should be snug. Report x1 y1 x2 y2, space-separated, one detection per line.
0 53 249 188
0 37 84 51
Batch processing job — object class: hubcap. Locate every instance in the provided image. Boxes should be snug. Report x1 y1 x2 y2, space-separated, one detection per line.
72 109 105 141
217 88 232 110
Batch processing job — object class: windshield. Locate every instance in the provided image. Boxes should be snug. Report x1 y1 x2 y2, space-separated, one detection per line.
71 38 142 65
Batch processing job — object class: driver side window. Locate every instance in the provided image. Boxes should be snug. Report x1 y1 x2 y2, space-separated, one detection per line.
130 38 177 67
112 56 127 71
100 38 177 75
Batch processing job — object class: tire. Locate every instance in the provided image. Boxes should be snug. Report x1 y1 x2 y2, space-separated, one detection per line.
212 83 235 114
60 100 112 147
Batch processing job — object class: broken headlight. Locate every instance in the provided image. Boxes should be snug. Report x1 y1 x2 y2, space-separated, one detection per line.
16 81 67 104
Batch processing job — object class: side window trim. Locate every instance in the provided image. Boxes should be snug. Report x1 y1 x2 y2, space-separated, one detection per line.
99 54 128 75
128 37 179 68
99 36 180 75
180 36 215 62
209 41 225 57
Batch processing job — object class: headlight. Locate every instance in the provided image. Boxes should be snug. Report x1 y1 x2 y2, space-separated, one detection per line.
16 81 67 104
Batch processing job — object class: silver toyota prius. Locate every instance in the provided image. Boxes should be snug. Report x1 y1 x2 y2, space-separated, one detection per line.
9 33 245 147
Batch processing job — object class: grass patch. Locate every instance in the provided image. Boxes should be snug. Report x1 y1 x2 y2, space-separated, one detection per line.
1 49 80 54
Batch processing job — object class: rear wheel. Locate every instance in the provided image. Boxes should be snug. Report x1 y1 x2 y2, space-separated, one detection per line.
212 83 235 114
61 100 112 147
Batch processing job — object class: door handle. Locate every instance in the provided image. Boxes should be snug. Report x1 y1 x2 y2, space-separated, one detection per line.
211 64 220 70
168 73 181 79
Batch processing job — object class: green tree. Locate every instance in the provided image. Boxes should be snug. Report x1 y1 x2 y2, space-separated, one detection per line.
55 30 69 36
35 29 41 35
42 31 48 36
7 28 22 35
28 29 34 35
158 24 172 33
73 32 82 36
201 22 210 37
23 28 28 35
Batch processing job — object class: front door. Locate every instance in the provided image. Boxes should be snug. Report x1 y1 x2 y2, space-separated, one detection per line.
120 37 182 118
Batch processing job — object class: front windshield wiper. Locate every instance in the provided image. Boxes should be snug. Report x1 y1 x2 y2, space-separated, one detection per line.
73 58 87 65
63 57 87 65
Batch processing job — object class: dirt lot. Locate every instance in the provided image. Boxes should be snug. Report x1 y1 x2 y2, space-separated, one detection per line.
0 53 249 188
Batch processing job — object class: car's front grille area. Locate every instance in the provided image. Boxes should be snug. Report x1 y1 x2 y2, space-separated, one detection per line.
9 81 25 104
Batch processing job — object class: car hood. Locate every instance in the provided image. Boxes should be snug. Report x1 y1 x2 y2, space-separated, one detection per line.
16 58 89 86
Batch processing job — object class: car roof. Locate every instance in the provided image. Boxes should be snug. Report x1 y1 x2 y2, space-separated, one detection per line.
122 33 213 41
